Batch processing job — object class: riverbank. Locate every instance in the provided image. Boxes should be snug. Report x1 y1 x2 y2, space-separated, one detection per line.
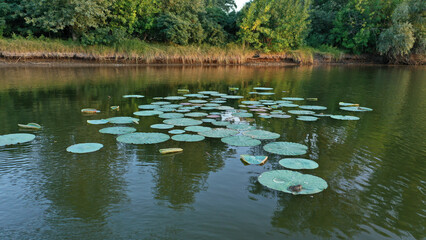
0 38 423 65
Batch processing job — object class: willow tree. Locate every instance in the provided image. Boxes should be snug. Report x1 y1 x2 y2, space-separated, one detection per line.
238 0 311 51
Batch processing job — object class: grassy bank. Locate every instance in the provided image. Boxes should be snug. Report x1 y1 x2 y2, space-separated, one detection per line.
0 37 348 65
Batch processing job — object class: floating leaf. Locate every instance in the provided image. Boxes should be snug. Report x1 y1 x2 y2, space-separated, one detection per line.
153 97 163 100
217 106 234 111
258 170 327 195
243 130 280 140
106 117 139 124
257 92 275 95
282 97 304 101
162 104 181 109
199 128 238 138
253 87 273 91
18 123 41 129
189 100 208 104
168 129 185 134
211 121 230 126
87 119 109 125
242 101 261 105
232 112 254 118
229 87 239 91
123 95 144 98
259 115 272 119
152 101 171 105
227 123 256 131
198 91 219 95
279 158 319 170
330 115 360 120
340 106 373 112
271 114 291 119
66 143 103 153
223 95 244 99
184 126 212 132
299 105 327 110
185 112 208 117
110 106 119 110
184 94 205 98
117 132 170 144
280 103 299 108
159 113 185 119
339 102 359 107
163 118 203 126
221 135 261 147
133 110 163 116
177 89 189 93
296 116 318 121
151 124 174 129
263 142 308 155
138 104 159 110
157 108 175 112
0 133 36 146
99 127 136 135
240 155 268 165
202 118 216 123
160 148 183 154
164 96 186 101
288 110 315 115
306 98 318 101
81 108 100 113
172 134 205 142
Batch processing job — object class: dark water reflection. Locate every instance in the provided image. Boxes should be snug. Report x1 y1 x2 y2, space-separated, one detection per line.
0 65 424 239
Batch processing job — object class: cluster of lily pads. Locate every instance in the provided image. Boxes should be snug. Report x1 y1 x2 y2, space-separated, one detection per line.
1 87 373 196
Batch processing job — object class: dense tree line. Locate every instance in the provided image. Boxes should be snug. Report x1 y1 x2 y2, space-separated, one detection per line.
0 0 424 61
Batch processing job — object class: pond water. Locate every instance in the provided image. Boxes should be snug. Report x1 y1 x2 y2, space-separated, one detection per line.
0 65 424 239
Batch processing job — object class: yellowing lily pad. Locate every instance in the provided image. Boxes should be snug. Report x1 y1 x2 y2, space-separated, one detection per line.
240 155 268 165
159 148 183 154
18 123 41 129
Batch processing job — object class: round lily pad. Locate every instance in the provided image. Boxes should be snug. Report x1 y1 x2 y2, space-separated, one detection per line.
151 124 174 129
280 103 299 108
189 100 208 104
297 116 318 121
198 91 219 95
66 143 103 153
202 118 216 123
271 114 291 119
211 100 226 104
242 101 261 105
117 132 170 144
340 106 373 112
162 104 181 109
151 101 171 105
153 97 163 100
243 130 280 140
211 121 230 126
254 87 273 91
0 133 36 146
204 103 220 107
288 110 315 115
134 110 163 116
279 158 319 170
164 96 186 101
199 128 238 138
159 113 185 119
99 127 136 135
163 118 203 126
138 104 159 110
185 112 208 117
282 97 304 101
184 126 212 132
330 115 360 120
223 95 244 99
259 115 272 119
81 108 100 113
217 106 234 111
221 135 261 147
176 109 191 113
232 112 254 118
184 94 205 98
157 108 175 112
169 129 185 134
263 142 308 155
172 134 205 142
258 170 327 195
106 117 139 124
227 123 256 131
299 105 327 110
87 119 109 125
123 95 144 98
257 92 275 95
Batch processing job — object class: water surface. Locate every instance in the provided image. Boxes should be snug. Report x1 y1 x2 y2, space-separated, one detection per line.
0 65 424 239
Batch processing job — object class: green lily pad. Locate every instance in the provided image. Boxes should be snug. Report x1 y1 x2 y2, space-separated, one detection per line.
81 108 100 113
164 96 186 101
172 134 205 142
232 112 254 118
227 123 256 131
198 91 219 95
199 128 238 138
249 92 258 94
169 129 185 134
163 118 203 126
176 109 191 113
185 112 208 117
117 132 170 144
163 104 181 109
202 118 216 123
204 103 220 107
134 110 164 116
184 94 205 98
253 87 273 91
221 135 261 147
66 143 103 153
271 114 291 119
299 105 327 110
159 113 185 119
340 106 373 112
257 92 275 95
288 110 315 115
99 126 136 135
339 102 358 106
87 119 109 125
258 170 328 195
240 155 268 165
151 124 174 129
297 116 318 121
279 158 319 170
177 89 189 93
211 100 226 104
157 108 175 112
18 123 42 129
280 103 299 108
152 101 171 105
259 115 272 119
282 97 304 101
223 95 244 99
106 117 139 124
217 106 234 111
123 95 144 98
243 130 280 140
330 115 360 120
0 133 36 146
153 97 163 100
138 104 159 110
184 126 212 132
242 101 261 105
189 100 208 104
211 121 230 126
263 142 308 155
